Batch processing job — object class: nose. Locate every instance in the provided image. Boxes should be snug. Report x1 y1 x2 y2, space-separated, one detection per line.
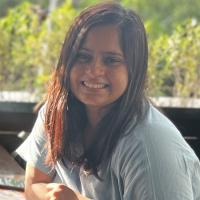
86 58 105 76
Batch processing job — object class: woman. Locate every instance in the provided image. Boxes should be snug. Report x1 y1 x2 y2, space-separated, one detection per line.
17 2 200 200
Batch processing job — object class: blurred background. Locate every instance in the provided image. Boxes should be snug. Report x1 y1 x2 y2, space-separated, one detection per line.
0 1 199 192
0 0 200 103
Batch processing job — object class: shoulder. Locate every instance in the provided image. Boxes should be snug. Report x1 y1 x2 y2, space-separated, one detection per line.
112 103 195 166
118 104 195 157
110 104 200 199
111 104 199 180
137 104 196 160
36 102 47 122
32 103 47 136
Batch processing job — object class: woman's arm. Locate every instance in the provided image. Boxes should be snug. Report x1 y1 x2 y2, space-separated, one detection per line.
25 163 52 200
25 163 89 200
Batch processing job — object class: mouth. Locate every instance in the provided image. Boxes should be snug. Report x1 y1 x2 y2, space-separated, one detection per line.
81 81 109 89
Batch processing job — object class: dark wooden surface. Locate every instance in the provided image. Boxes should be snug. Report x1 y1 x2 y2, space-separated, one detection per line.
0 145 24 189
0 144 25 199
162 107 200 157
0 132 25 153
0 102 36 152
0 188 25 200
0 102 36 133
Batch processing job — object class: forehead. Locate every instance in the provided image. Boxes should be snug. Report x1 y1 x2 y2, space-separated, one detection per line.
81 25 123 54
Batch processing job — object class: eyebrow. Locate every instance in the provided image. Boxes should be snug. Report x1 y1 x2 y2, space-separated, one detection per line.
80 47 124 58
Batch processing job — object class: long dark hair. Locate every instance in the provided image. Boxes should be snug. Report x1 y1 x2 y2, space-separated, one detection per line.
45 2 149 177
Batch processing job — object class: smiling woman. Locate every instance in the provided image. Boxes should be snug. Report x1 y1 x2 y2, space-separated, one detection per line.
16 2 200 200
70 25 128 111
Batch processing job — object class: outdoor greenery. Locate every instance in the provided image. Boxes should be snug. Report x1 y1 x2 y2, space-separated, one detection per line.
148 19 200 97
0 0 200 98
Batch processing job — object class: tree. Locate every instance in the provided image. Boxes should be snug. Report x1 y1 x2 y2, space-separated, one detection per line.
1 0 200 98
121 0 200 38
0 1 77 96
0 2 40 91
148 19 200 98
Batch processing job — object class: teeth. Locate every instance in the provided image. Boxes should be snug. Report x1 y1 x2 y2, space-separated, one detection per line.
83 81 107 89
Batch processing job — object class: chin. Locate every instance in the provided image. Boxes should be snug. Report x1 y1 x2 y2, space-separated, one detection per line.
80 99 109 108
84 101 106 108
79 96 104 105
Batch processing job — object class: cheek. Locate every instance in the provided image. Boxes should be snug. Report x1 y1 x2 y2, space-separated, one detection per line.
111 68 128 92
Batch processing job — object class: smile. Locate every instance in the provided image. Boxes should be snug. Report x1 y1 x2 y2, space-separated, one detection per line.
82 81 108 89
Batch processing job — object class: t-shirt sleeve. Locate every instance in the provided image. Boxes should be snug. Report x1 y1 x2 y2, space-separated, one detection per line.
16 105 53 176
114 123 200 200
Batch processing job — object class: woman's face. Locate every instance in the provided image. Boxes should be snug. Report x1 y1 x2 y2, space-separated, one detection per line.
70 25 128 111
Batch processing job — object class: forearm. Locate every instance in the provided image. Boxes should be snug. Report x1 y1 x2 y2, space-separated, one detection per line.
25 182 89 200
25 182 48 200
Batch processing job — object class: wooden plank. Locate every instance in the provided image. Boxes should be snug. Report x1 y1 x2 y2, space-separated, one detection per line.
0 102 36 113
0 101 36 132
0 188 25 200
0 145 24 189
0 112 36 132
0 131 18 135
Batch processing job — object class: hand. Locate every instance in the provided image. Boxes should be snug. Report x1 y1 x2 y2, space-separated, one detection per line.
45 183 78 200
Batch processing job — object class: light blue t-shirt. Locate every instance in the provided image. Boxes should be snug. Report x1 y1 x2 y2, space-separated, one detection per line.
16 104 200 200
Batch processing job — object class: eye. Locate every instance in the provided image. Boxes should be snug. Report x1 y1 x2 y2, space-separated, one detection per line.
103 56 123 66
76 52 92 64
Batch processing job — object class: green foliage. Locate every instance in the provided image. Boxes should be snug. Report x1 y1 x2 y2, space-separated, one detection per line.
0 0 19 17
0 2 40 91
34 0 77 93
121 0 200 38
148 19 200 97
0 0 53 17
0 0 200 98
74 0 104 8
0 1 77 96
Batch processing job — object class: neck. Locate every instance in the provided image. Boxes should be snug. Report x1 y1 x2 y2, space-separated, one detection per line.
86 106 106 129
84 106 106 147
